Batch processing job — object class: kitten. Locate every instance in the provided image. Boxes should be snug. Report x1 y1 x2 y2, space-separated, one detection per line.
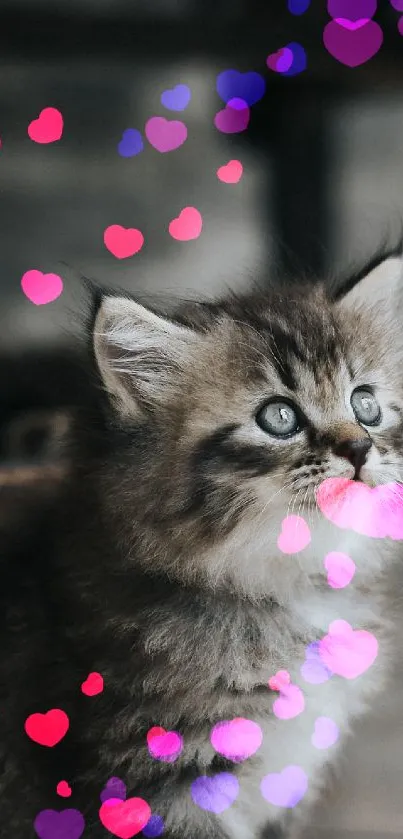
2 251 403 839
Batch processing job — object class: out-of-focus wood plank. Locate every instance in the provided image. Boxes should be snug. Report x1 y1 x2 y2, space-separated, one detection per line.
0 462 69 533
0 463 67 487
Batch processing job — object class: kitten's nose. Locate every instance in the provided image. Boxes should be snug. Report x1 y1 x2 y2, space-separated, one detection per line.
333 437 372 474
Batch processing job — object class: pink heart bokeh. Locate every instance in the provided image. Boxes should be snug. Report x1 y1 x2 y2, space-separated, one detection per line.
28 107 64 143
21 270 63 306
145 117 187 152
56 781 72 798
273 684 305 720
323 551 356 589
81 672 104 697
168 207 202 241
319 619 378 680
277 515 311 554
216 160 243 184
146 726 183 762
268 670 291 691
99 797 151 838
210 718 263 762
316 477 403 540
103 225 144 259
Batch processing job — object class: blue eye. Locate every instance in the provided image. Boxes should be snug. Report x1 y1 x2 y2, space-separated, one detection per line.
256 400 302 437
351 388 381 426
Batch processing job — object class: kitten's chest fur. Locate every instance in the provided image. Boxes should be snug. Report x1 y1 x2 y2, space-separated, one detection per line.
128 580 392 839
1 515 395 839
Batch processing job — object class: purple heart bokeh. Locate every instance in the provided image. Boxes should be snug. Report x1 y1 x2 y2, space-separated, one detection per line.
145 117 187 152
327 0 376 18
399 15 403 34
323 19 383 66
312 717 340 750
100 776 127 803
191 772 239 813
300 641 332 684
214 101 250 134
280 42 307 76
267 43 307 76
266 48 294 73
142 814 165 837
392 0 403 9
118 129 144 158
34 809 85 839
288 0 311 13
160 84 191 111
260 766 308 809
216 70 265 106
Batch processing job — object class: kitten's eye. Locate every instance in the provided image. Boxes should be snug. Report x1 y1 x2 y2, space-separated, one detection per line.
351 388 381 426
256 400 302 438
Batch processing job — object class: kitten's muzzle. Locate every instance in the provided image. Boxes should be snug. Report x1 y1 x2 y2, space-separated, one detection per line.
333 436 372 480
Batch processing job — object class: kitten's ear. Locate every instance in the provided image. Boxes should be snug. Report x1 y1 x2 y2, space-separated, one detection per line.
333 252 403 317
92 294 196 414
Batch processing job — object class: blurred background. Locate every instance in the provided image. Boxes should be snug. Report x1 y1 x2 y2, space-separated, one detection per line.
1 1 403 836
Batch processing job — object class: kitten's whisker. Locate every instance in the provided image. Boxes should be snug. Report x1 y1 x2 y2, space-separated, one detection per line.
297 484 311 522
254 477 299 523
283 485 304 527
287 480 304 521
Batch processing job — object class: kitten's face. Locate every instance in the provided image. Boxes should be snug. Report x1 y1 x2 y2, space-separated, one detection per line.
93 254 403 599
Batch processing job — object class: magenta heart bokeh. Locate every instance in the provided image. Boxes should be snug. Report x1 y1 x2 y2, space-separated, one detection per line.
323 19 383 66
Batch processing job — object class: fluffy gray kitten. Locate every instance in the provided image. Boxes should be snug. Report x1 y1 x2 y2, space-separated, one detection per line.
2 251 403 839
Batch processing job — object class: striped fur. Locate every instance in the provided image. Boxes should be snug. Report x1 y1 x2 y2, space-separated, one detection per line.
2 253 403 838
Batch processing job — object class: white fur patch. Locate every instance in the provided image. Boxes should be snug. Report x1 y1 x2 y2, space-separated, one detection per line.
216 586 393 839
338 255 403 320
93 296 196 413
